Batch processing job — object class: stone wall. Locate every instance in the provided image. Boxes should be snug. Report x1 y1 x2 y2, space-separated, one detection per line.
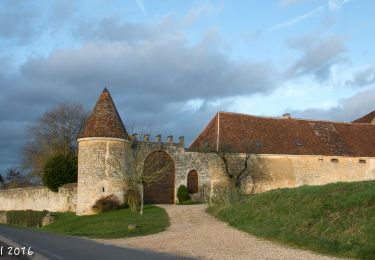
137 141 214 202
0 184 77 212
206 153 375 193
252 154 375 192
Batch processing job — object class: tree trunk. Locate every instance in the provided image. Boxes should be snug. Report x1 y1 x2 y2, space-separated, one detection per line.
139 183 144 215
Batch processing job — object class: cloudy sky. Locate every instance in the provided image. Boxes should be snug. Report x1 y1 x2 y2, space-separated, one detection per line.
1 0 374 172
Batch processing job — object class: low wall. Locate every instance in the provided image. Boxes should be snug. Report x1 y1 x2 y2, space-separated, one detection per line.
205 153 375 193
0 183 77 212
248 154 375 192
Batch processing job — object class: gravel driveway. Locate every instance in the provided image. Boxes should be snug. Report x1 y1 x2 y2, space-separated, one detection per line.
98 204 338 260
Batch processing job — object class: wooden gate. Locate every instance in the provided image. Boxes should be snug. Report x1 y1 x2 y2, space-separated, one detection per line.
143 151 175 204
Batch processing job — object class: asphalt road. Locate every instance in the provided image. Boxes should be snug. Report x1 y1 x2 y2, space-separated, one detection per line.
0 225 192 260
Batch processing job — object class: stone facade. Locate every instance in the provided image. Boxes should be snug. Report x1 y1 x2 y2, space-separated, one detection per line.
77 137 129 215
0 184 77 212
251 154 375 193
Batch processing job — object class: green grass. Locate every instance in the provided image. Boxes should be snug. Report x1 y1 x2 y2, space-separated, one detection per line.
208 181 375 259
178 200 205 205
42 205 169 238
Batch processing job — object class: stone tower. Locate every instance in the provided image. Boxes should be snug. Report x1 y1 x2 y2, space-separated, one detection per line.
76 88 130 215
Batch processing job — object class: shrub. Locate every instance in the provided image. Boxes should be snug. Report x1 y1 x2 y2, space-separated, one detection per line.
125 189 140 212
92 195 121 213
177 185 190 203
43 154 77 192
6 210 48 228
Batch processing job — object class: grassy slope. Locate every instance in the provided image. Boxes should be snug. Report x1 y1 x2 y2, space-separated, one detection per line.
42 205 169 238
208 181 375 259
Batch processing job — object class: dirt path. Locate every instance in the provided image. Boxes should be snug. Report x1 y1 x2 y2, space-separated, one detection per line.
97 205 338 260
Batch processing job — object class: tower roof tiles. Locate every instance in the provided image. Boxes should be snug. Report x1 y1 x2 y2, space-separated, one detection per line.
78 88 129 140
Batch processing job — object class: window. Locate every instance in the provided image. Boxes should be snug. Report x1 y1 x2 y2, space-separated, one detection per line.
331 158 339 163
318 158 323 162
294 140 303 147
359 159 366 164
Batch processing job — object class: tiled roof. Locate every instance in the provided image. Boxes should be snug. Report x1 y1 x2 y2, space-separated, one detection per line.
352 111 375 124
78 88 130 139
189 111 375 156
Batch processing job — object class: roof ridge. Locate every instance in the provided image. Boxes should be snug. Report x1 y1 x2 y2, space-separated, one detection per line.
219 111 366 125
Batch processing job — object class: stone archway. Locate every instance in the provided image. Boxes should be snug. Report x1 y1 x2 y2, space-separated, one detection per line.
143 151 175 204
187 170 198 194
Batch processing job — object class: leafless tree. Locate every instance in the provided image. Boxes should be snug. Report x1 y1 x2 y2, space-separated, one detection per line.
22 103 88 177
109 136 172 215
2 168 32 189
214 143 266 194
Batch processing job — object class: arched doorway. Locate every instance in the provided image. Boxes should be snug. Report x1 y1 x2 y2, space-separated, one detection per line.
187 170 198 194
143 151 175 204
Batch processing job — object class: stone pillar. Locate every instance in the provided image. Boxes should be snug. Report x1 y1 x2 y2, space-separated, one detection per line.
167 135 173 145
143 134 150 142
179 136 185 148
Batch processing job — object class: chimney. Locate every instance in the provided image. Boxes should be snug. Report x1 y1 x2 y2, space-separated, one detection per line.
143 134 150 143
283 113 291 119
179 136 185 148
167 135 173 145
156 135 161 143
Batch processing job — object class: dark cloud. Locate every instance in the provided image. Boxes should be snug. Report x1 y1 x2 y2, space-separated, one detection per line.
346 66 375 87
0 19 275 173
286 34 346 80
291 87 375 122
74 15 155 43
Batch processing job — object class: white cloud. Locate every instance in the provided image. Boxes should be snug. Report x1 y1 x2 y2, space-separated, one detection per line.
292 87 375 122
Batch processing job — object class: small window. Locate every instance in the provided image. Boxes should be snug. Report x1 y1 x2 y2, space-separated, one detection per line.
318 158 323 162
102 187 105 193
97 150 102 162
359 159 366 164
255 140 262 147
331 158 339 163
294 140 303 147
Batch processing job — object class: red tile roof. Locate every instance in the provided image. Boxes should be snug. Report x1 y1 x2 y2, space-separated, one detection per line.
352 111 375 124
78 88 130 139
189 111 375 156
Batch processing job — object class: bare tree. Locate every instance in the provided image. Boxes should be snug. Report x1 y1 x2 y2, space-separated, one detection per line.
22 103 88 177
110 136 172 215
213 143 266 193
2 168 32 189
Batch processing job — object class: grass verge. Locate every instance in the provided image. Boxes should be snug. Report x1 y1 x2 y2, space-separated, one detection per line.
208 181 375 259
42 205 169 238
178 200 205 205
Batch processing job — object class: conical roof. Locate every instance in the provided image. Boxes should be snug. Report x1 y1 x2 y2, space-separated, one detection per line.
78 88 129 139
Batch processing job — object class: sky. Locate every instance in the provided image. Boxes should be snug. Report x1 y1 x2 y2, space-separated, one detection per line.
1 0 375 173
